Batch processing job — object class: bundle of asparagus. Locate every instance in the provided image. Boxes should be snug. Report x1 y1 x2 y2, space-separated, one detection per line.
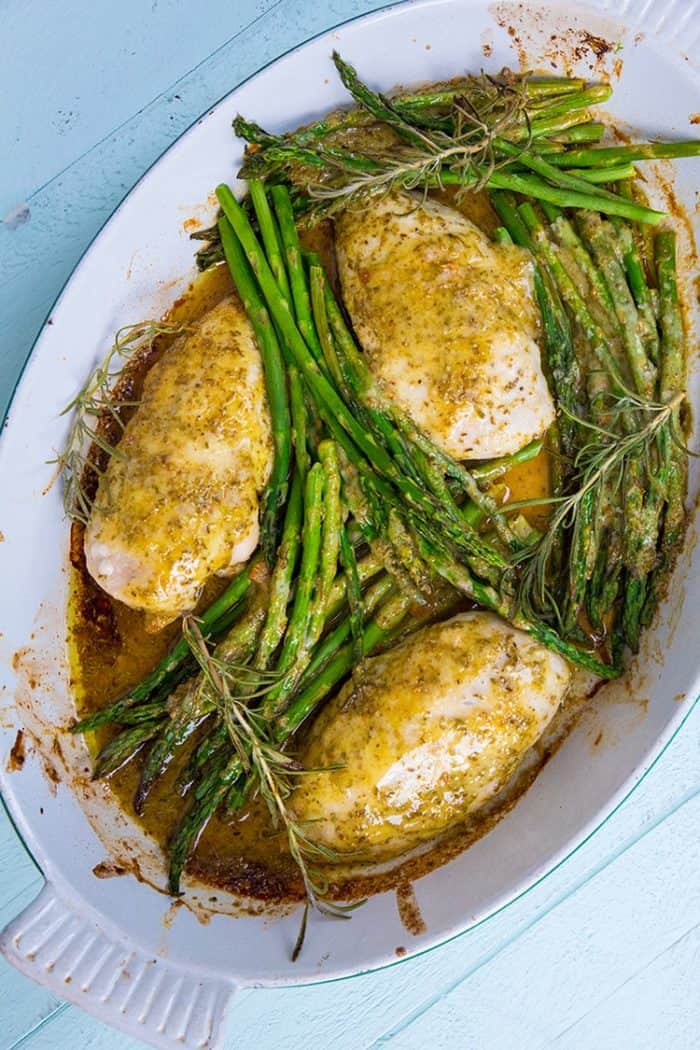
193 53 700 271
490 194 687 656
72 176 556 898
69 55 692 924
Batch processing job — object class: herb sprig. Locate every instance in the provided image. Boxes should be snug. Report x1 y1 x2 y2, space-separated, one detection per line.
54 321 185 524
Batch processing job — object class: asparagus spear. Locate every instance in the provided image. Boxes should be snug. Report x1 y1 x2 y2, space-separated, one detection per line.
338 519 364 660
259 463 325 716
613 219 659 365
219 217 291 563
131 707 210 809
576 212 657 398
563 487 601 634
116 701 170 726
656 231 686 398
73 559 258 732
132 583 269 811
642 230 688 626
168 583 420 893
567 163 636 183
308 440 343 640
248 178 292 302
176 722 227 797
92 719 167 779
289 366 310 479
552 123 605 144
255 471 304 669
168 748 240 894
270 184 328 369
309 264 353 400
524 77 586 97
216 185 508 570
519 83 612 132
331 50 447 151
548 141 700 168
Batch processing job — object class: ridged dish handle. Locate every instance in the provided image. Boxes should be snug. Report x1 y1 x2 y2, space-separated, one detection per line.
0 882 236 1050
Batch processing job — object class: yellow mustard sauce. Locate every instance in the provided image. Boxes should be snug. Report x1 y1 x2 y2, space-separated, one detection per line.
68 197 553 903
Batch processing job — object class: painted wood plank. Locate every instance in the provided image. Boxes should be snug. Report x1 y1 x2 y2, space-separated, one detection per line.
0 0 284 213
373 794 700 1049
0 0 400 420
0 813 62 1048
1 1 698 1046
1 699 696 1046
549 923 700 1050
216 774 700 1048
6 779 697 1049
7 1002 141 1050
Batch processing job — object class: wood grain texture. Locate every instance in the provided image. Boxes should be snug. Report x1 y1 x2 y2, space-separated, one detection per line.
0 0 402 421
2 704 697 1048
377 796 700 1048
1 1 699 1047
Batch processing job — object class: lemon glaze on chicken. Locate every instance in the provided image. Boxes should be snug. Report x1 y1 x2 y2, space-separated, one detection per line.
290 612 571 861
84 297 273 621
335 191 556 460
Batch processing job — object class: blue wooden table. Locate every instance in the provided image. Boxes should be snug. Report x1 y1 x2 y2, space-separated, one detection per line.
1 2 699 1047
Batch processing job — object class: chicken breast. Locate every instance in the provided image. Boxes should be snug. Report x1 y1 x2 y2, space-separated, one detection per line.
335 192 555 460
290 612 570 861
84 297 273 620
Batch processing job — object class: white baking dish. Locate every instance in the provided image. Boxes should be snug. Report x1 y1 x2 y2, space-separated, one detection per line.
1 1 698 1046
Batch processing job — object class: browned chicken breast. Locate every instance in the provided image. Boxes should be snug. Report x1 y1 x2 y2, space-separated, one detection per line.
84 297 272 620
291 612 571 861
335 191 555 460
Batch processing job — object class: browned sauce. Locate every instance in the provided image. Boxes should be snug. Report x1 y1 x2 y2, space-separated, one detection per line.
69 197 553 904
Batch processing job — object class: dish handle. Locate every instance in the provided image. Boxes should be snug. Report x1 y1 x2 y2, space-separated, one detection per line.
0 881 237 1050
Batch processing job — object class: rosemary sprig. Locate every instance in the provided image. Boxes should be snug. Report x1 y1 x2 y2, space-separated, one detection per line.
517 391 685 627
182 617 357 932
234 55 663 226
54 321 185 524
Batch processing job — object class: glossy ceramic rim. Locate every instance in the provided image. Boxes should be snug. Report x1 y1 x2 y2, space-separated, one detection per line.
0 0 698 999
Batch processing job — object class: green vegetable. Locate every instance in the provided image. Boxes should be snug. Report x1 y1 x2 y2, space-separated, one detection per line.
219 218 291 562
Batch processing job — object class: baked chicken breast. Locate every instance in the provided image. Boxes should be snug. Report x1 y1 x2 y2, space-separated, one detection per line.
291 612 571 861
84 297 272 620
335 191 555 460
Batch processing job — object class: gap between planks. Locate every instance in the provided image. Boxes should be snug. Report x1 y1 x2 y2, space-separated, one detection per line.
370 784 700 1047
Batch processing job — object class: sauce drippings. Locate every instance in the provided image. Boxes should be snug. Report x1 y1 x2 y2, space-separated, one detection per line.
69 201 552 904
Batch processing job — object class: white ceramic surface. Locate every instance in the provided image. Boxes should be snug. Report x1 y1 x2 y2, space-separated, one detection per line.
1 1 699 1047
